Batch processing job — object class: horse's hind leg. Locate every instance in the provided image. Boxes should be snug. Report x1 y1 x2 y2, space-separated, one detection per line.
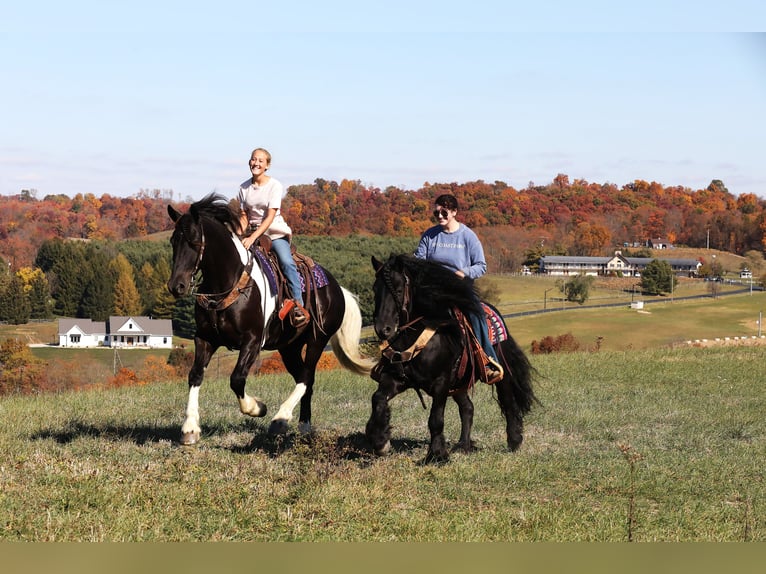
267 340 319 436
452 391 476 453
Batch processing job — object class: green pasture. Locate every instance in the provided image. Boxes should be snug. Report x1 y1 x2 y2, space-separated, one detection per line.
0 345 763 541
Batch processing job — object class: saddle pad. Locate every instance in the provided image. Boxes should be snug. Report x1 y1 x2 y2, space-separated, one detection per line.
482 302 508 345
301 262 330 291
253 248 278 294
254 247 330 295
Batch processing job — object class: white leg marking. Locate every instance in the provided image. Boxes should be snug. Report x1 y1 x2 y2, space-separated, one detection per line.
239 394 267 417
271 383 307 426
181 386 201 443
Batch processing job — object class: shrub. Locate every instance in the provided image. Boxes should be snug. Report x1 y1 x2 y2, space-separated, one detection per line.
531 332 582 354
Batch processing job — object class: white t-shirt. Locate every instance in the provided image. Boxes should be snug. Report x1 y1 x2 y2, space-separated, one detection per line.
238 177 292 240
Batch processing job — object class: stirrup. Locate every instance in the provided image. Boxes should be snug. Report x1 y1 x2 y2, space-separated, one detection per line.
290 301 309 327
484 357 504 385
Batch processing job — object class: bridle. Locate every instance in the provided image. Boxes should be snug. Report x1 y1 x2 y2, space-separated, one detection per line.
174 217 254 309
376 264 413 335
175 220 206 295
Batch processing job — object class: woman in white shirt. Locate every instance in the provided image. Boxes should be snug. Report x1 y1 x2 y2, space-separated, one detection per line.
238 148 307 327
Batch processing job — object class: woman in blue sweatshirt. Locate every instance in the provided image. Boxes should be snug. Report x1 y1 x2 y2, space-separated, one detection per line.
414 194 503 384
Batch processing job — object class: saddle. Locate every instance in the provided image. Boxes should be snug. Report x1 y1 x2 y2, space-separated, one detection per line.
451 307 495 394
253 236 317 330
373 304 506 395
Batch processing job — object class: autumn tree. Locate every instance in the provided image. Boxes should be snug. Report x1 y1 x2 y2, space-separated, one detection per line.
571 222 611 256
110 253 142 316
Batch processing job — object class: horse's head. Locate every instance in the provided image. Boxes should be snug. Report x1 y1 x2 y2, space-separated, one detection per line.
167 204 204 298
372 253 485 341
371 255 411 341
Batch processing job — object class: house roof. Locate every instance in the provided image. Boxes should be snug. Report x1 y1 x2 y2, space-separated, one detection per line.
541 255 700 267
59 316 173 337
58 318 106 336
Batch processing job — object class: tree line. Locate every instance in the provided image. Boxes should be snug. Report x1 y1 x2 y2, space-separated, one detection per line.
2 176 765 275
0 234 418 333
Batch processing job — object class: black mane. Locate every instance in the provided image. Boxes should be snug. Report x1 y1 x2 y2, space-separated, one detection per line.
387 254 483 320
190 193 241 233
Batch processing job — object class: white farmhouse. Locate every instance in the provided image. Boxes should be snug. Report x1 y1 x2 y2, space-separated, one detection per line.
58 316 173 349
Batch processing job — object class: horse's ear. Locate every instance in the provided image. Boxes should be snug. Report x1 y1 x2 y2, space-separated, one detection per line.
168 205 182 222
372 256 383 272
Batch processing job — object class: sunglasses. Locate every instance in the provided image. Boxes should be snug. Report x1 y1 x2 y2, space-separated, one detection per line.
433 208 451 219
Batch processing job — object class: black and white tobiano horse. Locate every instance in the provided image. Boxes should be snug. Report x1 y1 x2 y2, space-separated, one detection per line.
167 194 375 444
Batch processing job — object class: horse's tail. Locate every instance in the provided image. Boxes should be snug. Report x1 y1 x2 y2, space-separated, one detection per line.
330 287 377 376
495 333 539 451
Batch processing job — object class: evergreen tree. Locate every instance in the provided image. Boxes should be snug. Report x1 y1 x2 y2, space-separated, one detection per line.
110 254 142 316
640 259 676 296
2 276 31 324
28 273 53 319
49 243 89 317
80 271 114 321
172 296 196 339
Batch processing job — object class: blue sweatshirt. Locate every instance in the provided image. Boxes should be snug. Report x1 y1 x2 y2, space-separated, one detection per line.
414 223 487 280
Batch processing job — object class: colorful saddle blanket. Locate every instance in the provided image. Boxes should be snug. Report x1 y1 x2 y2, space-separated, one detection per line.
482 302 508 345
253 248 329 296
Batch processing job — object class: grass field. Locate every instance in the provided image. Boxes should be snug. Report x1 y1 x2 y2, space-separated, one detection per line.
1 270 764 542
1 344 763 541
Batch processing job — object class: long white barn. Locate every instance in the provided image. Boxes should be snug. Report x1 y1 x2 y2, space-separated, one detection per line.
58 316 173 349
539 251 702 277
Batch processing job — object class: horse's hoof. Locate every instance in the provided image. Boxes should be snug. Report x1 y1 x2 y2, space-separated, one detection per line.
180 431 200 446
423 451 449 465
268 419 289 436
374 441 391 456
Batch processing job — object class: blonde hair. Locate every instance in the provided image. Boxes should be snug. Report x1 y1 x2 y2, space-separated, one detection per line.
250 147 272 166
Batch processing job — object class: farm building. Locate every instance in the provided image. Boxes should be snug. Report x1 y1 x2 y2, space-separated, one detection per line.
539 251 701 277
58 316 173 349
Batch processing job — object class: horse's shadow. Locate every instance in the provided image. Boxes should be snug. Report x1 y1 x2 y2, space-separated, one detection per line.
30 421 430 463
31 421 179 446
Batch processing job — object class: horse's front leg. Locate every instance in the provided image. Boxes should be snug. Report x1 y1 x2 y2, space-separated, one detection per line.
181 339 215 445
452 391 476 453
231 344 267 419
424 392 450 464
365 372 405 456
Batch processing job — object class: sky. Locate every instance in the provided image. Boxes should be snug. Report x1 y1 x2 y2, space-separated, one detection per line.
2 1 766 202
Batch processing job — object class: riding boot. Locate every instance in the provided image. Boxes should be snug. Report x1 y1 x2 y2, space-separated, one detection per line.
279 298 309 327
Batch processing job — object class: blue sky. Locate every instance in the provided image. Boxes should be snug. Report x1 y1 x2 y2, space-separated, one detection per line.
2 1 765 202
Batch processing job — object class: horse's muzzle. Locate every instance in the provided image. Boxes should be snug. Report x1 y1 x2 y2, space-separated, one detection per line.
167 279 188 298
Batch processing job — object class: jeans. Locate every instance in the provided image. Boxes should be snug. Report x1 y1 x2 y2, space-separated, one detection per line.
270 237 304 307
469 303 499 364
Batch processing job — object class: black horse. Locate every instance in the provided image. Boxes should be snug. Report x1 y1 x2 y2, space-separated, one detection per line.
167 194 375 444
367 254 536 463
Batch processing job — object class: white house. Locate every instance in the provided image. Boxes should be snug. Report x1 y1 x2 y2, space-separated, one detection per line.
539 251 702 277
58 318 107 348
58 316 173 349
